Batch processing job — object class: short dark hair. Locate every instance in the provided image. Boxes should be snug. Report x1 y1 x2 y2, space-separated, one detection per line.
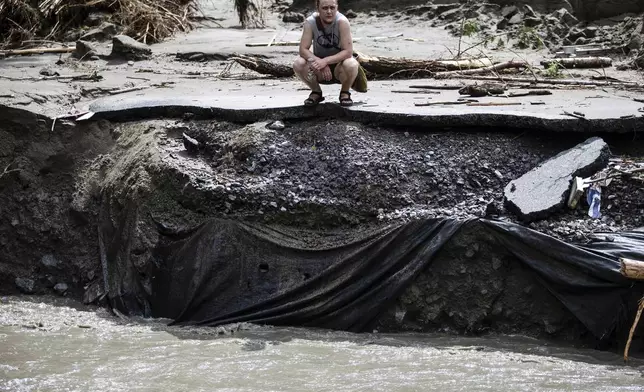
316 0 337 8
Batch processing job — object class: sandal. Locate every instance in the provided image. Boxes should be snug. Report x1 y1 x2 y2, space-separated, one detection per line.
339 90 353 107
304 91 325 106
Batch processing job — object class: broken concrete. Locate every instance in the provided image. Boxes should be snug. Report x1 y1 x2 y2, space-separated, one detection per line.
504 137 610 222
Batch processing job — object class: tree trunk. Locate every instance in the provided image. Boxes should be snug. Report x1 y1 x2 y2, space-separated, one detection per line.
541 57 612 69
620 258 644 280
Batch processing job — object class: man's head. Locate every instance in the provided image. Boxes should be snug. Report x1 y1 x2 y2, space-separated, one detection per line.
316 0 338 24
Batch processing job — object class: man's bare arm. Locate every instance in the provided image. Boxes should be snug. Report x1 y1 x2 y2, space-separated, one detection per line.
321 19 353 65
299 23 317 61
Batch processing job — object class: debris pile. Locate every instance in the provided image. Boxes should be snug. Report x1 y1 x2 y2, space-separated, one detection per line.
0 0 198 50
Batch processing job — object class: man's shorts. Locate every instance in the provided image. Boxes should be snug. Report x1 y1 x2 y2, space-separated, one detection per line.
318 63 340 85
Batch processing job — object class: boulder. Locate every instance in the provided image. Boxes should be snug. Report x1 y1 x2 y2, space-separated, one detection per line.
582 26 598 38
81 22 118 41
523 4 538 18
15 277 36 294
504 137 610 222
345 9 358 19
524 17 542 27
508 13 524 25
54 283 69 295
268 120 285 130
502 5 519 19
110 35 152 61
553 8 578 27
74 40 98 60
182 133 200 154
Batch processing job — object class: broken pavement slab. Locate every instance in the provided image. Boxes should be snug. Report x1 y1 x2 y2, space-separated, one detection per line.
504 137 610 222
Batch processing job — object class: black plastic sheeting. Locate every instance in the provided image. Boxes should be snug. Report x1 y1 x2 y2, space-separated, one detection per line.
100 215 644 340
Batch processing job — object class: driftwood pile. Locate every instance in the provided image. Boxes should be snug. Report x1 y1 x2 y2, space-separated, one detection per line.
0 0 197 49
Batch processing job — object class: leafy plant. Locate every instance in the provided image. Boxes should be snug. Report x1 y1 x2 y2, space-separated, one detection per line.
544 62 563 78
515 26 544 50
462 19 479 37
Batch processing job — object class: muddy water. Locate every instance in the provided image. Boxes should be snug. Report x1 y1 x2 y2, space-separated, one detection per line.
1 297 643 392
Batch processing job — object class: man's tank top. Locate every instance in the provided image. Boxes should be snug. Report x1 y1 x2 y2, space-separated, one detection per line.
306 12 347 59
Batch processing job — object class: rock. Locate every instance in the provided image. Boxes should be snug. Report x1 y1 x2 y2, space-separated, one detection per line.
502 5 519 19
188 53 204 61
583 26 598 39
567 26 586 41
524 17 542 27
15 277 35 294
39 68 59 77
508 13 523 25
553 8 578 27
282 11 305 23
439 8 462 23
496 18 509 30
268 120 285 130
41 254 60 268
574 37 588 45
81 22 118 41
345 9 357 19
627 34 643 50
504 137 610 222
182 133 200 154
523 5 538 19
110 35 152 61
74 40 98 60
54 283 68 295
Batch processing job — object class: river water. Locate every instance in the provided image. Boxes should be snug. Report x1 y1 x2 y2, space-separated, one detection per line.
1 296 642 392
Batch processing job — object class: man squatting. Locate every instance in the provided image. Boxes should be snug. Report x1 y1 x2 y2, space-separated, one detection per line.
293 0 360 107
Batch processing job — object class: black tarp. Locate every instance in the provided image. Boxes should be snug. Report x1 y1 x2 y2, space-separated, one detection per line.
100 215 644 340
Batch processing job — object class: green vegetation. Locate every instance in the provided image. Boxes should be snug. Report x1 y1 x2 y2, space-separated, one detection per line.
515 26 544 50
543 62 563 78
462 19 479 37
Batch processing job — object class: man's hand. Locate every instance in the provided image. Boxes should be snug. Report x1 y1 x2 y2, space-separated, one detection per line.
310 57 328 72
319 65 332 81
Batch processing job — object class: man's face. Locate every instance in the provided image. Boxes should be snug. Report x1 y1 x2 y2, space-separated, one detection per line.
318 0 338 24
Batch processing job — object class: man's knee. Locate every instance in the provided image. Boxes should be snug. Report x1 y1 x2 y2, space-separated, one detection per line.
341 57 359 73
293 57 307 73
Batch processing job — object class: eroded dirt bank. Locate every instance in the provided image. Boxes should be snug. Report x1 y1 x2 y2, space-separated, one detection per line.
1 106 643 351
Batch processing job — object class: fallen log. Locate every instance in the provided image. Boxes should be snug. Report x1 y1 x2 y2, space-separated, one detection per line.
391 90 440 94
440 75 644 88
541 57 612 69
434 60 529 79
229 53 498 79
620 258 644 280
409 84 463 90
356 52 492 77
466 102 522 106
0 47 75 56
230 54 294 77
508 90 553 97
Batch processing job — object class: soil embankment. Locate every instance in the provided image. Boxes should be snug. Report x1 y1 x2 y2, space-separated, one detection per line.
1 102 643 351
